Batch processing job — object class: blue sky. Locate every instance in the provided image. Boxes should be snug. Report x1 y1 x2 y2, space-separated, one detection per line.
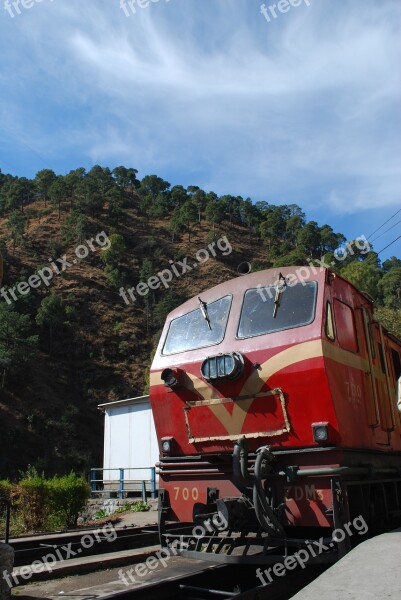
0 0 400 259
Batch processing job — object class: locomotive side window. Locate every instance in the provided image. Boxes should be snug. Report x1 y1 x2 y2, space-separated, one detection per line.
237 282 317 339
333 300 358 353
162 295 232 355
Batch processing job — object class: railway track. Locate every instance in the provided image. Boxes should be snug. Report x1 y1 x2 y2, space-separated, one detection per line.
8 525 329 598
10 524 191 567
99 563 327 600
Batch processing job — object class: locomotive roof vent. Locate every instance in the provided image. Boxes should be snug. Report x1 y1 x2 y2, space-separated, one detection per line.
201 352 244 383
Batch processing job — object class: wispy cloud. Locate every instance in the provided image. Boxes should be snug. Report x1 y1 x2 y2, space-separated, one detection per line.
0 0 400 217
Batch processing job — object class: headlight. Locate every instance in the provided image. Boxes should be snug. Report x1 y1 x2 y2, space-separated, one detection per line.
161 437 173 454
161 368 180 388
312 423 329 443
201 352 244 382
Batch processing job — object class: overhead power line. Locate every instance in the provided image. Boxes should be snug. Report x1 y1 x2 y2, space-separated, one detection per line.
377 234 401 255
370 217 401 243
367 207 401 240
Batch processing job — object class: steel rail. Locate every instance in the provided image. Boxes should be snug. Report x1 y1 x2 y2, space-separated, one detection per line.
10 524 190 568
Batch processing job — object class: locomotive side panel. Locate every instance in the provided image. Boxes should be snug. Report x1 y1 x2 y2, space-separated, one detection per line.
323 274 401 451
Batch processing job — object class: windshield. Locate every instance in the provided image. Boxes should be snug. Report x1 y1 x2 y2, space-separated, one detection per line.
163 295 232 355
238 282 317 338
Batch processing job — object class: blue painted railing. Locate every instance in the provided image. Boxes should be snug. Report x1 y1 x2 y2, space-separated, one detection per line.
90 467 157 500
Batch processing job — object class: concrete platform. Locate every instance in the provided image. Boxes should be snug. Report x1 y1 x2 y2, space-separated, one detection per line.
291 529 401 599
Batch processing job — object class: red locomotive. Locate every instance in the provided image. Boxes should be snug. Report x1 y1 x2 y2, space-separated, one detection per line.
150 266 401 562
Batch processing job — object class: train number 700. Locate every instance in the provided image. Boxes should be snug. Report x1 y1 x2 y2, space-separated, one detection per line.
173 487 199 501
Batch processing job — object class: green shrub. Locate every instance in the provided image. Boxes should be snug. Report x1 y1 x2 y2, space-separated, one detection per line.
39 207 53 218
130 501 150 512
118 340 131 356
18 476 48 531
47 472 91 528
94 509 108 520
114 501 149 513
0 471 91 533
0 480 12 503
47 239 65 258
104 265 126 289
0 484 25 536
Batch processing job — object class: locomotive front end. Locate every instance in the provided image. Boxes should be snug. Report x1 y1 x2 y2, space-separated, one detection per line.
150 267 341 560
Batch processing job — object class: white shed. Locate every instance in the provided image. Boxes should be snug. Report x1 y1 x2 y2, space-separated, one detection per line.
97 395 159 496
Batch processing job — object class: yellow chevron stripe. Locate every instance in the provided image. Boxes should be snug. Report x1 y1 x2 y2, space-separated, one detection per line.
208 340 324 433
239 339 324 397
150 339 382 436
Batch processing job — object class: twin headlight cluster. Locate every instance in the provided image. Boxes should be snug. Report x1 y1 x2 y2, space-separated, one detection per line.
200 352 244 382
161 352 245 389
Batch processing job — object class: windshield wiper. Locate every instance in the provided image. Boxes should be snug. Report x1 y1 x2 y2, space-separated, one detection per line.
198 296 212 330
273 273 286 318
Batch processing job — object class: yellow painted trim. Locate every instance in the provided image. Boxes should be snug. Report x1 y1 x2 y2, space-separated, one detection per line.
321 340 368 371
150 338 390 439
239 339 324 396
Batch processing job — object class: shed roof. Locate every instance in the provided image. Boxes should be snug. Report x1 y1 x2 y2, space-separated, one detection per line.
98 395 150 411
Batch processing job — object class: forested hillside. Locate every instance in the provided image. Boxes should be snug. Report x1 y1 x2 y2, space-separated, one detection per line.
1 166 400 477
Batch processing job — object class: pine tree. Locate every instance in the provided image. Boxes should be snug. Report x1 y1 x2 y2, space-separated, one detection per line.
0 303 38 387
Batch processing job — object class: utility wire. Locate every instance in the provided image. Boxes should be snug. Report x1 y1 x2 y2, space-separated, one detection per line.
370 217 401 243
367 207 401 240
377 234 401 255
